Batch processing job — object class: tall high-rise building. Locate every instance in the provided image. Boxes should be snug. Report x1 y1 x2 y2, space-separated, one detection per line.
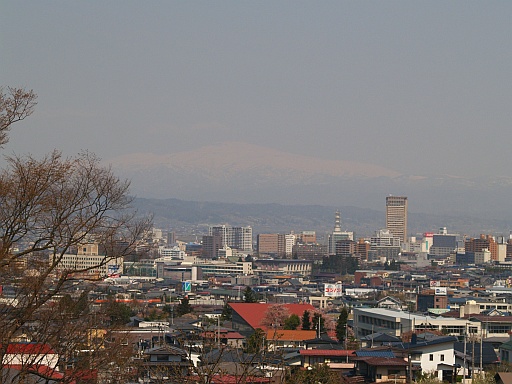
327 210 354 255
202 234 223 258
209 225 253 252
385 196 408 243
257 233 285 256
465 234 497 262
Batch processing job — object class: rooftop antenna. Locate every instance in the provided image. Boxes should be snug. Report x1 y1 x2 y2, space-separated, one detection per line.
334 210 341 232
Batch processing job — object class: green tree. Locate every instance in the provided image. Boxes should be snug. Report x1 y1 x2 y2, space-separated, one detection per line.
162 304 174 316
286 363 339 384
176 297 193 317
103 298 133 326
58 291 90 318
284 314 301 330
301 310 311 330
243 286 257 303
246 328 266 353
220 301 232 321
320 255 359 275
335 306 349 341
311 312 325 334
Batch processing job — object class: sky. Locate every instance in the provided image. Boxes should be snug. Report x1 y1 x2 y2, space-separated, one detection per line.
1 1 511 178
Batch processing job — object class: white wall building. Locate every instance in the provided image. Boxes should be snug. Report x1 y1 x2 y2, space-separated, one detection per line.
53 243 123 277
405 337 457 381
192 261 253 278
158 245 187 260
371 229 401 247
353 307 481 339
209 225 253 252
285 233 296 256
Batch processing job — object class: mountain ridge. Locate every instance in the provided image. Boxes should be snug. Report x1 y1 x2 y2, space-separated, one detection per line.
110 141 512 224
132 197 512 239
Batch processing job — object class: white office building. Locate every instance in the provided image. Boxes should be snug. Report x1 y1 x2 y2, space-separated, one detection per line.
209 225 253 252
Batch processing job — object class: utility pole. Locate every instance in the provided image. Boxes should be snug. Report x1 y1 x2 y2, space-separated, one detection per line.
218 314 221 349
480 326 483 377
472 332 475 379
463 328 467 384
408 351 413 383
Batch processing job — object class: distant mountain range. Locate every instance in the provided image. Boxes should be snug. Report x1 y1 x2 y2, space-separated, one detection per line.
131 198 511 239
109 142 512 236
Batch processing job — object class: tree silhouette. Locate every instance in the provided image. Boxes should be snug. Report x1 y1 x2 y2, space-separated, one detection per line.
176 297 193 317
301 310 311 330
335 307 349 341
243 286 257 303
0 87 151 383
284 314 300 330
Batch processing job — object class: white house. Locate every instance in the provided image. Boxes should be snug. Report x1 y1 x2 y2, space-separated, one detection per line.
390 336 458 381
2 343 59 370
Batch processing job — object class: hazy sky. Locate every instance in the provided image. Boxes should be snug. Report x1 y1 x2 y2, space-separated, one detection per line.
1 1 511 177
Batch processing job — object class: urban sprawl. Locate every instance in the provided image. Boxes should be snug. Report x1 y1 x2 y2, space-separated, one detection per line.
3 195 512 384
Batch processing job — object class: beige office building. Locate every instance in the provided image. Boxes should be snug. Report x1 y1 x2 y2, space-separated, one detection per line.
385 196 408 243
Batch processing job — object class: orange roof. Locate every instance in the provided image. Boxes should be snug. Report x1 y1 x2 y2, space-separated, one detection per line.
266 329 317 341
229 303 316 331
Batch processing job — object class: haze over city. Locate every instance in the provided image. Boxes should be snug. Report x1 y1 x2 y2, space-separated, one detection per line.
1 1 511 217
4 3 512 380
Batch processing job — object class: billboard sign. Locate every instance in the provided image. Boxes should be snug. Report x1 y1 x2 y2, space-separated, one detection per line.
430 280 441 287
324 283 343 297
434 287 447 296
107 264 120 278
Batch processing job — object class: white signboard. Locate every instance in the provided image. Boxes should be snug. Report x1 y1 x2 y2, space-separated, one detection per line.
430 280 441 287
434 287 447 296
324 283 343 297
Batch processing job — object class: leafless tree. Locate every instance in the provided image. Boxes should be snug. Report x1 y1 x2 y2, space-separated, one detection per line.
0 87 152 382
0 87 37 147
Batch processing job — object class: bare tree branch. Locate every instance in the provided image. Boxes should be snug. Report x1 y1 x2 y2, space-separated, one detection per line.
0 87 153 382
0 87 37 147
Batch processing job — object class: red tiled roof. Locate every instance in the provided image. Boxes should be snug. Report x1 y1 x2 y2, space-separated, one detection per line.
4 343 56 355
300 350 355 357
224 332 245 339
266 330 317 341
65 369 98 380
6 365 68 381
229 303 316 330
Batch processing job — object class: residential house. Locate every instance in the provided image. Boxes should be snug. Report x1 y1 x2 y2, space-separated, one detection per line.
387 335 458 381
265 330 317 351
353 356 409 383
1 343 59 370
377 296 403 310
300 349 355 372
360 333 401 348
139 345 190 382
